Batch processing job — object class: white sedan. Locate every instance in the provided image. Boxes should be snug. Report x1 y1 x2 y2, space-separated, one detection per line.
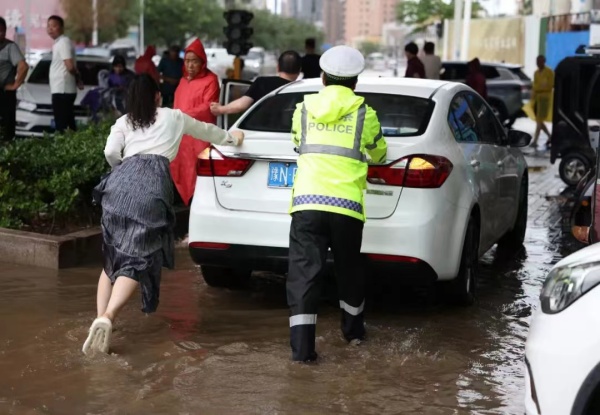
188 77 531 304
16 54 111 137
525 242 600 415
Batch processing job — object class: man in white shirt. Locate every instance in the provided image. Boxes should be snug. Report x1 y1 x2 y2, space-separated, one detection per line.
47 15 83 133
421 42 442 80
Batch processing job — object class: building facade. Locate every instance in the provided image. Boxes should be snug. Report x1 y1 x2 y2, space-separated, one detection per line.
344 0 399 47
323 0 345 46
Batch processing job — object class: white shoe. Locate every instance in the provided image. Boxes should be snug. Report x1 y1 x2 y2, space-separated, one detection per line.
82 317 112 355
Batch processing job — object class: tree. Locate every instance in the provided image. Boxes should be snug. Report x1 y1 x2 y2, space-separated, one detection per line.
251 9 324 53
359 41 381 56
144 0 223 48
396 0 483 34
61 0 137 45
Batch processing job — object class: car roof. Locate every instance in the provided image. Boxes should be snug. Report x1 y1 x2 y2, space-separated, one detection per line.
278 77 450 99
40 54 111 63
443 60 523 69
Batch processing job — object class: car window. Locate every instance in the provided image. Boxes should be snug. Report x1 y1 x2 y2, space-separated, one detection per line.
27 60 111 86
441 64 468 81
239 92 434 137
511 68 531 81
466 93 504 144
482 66 501 79
448 95 479 143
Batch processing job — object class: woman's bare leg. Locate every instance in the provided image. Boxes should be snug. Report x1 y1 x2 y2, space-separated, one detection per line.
101 276 139 322
97 270 112 317
532 122 542 146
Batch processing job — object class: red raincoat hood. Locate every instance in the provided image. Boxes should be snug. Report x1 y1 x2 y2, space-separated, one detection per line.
183 39 208 79
143 45 156 58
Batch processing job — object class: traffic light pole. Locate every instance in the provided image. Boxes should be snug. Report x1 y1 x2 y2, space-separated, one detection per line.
233 56 242 80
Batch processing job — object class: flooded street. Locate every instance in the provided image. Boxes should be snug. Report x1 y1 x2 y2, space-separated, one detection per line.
0 129 581 414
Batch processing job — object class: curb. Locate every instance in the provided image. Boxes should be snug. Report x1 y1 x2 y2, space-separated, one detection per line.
0 208 190 269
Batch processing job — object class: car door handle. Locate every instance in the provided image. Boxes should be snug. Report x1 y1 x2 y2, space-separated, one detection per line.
470 160 481 168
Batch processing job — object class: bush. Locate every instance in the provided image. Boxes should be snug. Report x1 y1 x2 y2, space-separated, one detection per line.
0 124 112 231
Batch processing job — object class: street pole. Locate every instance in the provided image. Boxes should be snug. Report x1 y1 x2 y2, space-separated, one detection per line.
139 0 145 55
453 0 463 59
460 0 472 61
92 0 98 46
24 0 31 54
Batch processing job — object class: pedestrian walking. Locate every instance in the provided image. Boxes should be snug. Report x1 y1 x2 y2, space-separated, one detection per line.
82 74 243 355
301 38 321 79
465 58 487 100
0 16 28 141
287 45 388 363
210 50 301 117
421 41 441 80
170 38 220 206
404 42 425 79
47 15 83 133
158 45 183 108
530 55 554 149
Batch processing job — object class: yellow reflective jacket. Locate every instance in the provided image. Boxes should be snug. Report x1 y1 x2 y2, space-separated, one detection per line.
290 85 387 222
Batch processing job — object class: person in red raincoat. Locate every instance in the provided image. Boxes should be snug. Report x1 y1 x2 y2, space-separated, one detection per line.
134 45 160 84
465 58 487 101
170 39 220 205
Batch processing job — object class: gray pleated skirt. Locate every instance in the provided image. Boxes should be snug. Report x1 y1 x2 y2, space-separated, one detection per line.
94 154 175 313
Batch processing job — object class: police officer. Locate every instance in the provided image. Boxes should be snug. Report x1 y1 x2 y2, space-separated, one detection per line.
287 45 387 362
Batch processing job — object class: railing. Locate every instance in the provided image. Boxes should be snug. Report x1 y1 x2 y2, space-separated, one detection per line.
547 12 591 32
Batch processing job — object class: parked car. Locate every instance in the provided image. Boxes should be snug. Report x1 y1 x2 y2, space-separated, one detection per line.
525 242 600 415
441 61 532 124
16 55 111 137
188 78 531 304
243 47 277 76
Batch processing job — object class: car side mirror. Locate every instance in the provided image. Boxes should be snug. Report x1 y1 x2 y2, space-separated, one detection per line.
508 130 532 147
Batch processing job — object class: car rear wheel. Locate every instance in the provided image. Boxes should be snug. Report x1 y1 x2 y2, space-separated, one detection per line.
498 178 528 250
200 266 251 289
560 153 590 187
445 218 479 306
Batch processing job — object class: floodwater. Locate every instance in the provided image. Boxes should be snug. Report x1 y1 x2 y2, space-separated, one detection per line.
0 161 580 415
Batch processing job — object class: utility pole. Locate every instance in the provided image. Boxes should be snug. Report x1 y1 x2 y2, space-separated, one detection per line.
139 0 145 54
92 0 98 46
460 0 472 60
453 0 463 59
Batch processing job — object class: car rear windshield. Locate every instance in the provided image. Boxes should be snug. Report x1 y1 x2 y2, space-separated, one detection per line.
510 67 531 81
239 92 434 137
28 60 111 86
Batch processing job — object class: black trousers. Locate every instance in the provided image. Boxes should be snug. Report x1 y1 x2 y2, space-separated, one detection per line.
0 89 17 141
52 93 77 133
287 210 366 362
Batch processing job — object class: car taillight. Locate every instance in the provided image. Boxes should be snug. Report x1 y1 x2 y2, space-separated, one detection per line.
367 155 453 188
196 147 253 177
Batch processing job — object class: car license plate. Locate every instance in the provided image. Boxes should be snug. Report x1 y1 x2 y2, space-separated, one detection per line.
268 162 297 188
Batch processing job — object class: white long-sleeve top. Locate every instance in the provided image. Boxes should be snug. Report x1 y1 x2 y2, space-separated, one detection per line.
104 108 240 168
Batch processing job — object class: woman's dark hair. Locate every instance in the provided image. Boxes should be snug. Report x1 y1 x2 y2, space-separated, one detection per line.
127 74 159 130
323 73 357 89
112 54 126 68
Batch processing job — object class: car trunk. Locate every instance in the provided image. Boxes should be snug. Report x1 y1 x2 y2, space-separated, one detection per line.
210 131 406 219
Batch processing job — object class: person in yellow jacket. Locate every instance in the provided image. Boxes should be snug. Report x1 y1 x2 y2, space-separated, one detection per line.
531 55 554 149
287 45 387 362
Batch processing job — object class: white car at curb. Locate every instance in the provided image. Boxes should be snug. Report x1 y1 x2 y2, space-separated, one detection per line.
525 242 600 415
188 77 531 304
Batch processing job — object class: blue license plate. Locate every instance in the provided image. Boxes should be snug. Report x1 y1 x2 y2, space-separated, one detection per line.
268 162 297 188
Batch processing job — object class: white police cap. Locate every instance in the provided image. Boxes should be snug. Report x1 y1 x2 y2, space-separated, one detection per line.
319 45 365 79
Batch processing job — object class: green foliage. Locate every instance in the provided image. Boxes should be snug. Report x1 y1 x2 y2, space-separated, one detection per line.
397 0 483 33
251 9 324 52
0 124 112 230
360 41 381 56
144 0 224 47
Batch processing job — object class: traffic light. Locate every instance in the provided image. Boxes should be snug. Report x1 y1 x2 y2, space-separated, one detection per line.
223 9 254 56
